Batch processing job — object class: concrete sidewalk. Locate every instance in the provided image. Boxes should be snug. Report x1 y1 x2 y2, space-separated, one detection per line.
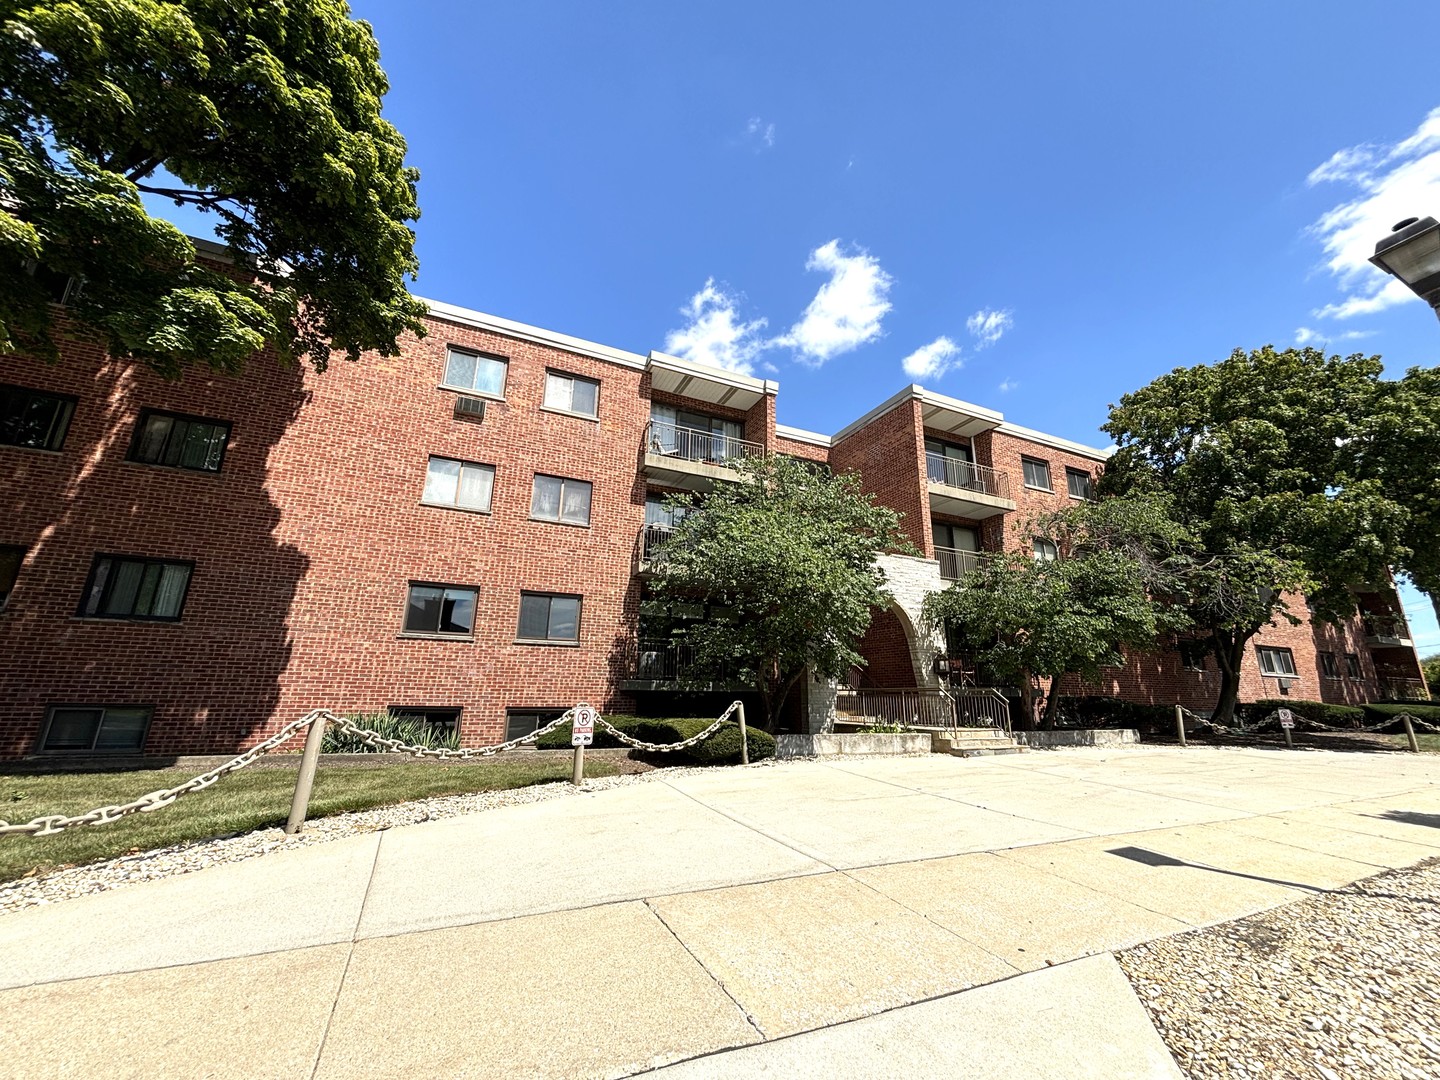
3 746 1439 1077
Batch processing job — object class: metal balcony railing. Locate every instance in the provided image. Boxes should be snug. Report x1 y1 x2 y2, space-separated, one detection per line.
1362 616 1411 643
628 639 733 682
646 421 762 466
834 686 1011 732
935 547 985 581
1377 677 1431 702
925 454 1010 501
638 523 675 564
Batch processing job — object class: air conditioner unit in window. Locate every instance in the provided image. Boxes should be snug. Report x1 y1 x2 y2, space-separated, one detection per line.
1277 677 1296 695
453 395 486 422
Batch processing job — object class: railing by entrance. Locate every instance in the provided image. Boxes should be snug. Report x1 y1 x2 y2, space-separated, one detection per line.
925 454 1011 501
835 686 1011 733
646 420 762 466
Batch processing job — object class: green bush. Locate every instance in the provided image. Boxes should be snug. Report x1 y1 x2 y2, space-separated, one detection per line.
1243 699 1365 727
533 714 775 764
1361 702 1440 725
1052 696 1176 729
322 711 462 753
679 721 776 765
533 715 632 750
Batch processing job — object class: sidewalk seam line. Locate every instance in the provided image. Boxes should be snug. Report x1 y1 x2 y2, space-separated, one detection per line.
642 897 767 1041
657 777 841 872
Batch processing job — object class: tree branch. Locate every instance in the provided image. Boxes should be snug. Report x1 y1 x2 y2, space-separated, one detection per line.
133 185 237 206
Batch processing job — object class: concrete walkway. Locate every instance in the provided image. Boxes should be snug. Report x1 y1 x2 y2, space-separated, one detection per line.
3 746 1439 1078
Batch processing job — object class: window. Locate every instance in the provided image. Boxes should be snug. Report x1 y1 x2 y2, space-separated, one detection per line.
387 706 461 737
1 384 76 451
1179 641 1207 672
79 556 192 621
518 592 581 642
1319 652 1340 679
0 545 23 609
1032 537 1058 562
403 583 477 637
1021 457 1052 491
543 371 599 417
645 494 691 528
1066 468 1093 500
422 456 495 512
41 706 151 753
1345 653 1362 679
128 410 230 473
505 708 566 742
531 475 592 526
1256 646 1297 677
933 522 979 552
442 346 507 398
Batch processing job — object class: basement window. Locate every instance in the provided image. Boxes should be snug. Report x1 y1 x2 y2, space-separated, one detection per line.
40 706 152 753
387 706 461 737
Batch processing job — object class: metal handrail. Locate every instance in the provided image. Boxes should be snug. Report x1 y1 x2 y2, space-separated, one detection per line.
925 454 1010 501
1377 677 1431 702
646 420 762 465
1362 616 1411 641
639 523 675 563
935 546 985 581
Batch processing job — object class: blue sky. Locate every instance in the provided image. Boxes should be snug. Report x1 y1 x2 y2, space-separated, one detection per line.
153 1 1440 652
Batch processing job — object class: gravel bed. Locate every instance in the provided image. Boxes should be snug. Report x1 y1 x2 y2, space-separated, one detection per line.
1119 857 1440 1080
0 761 780 918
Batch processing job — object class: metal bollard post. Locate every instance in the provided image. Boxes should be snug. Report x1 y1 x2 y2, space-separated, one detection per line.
285 714 328 835
572 744 585 785
1175 705 1187 748
737 701 749 765
1282 723 1294 750
1401 713 1421 753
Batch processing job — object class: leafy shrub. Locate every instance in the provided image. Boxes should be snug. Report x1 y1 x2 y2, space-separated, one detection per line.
534 714 774 764
1242 699 1365 728
858 723 912 733
679 721 776 765
1051 696 1176 729
1361 702 1440 725
533 715 632 750
322 711 462 753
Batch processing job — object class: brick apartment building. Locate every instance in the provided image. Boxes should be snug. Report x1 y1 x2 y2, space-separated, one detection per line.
0 287 1428 757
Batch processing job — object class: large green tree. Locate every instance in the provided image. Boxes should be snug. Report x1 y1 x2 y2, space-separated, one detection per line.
921 496 1189 729
0 0 426 377
1102 346 1409 723
647 455 912 732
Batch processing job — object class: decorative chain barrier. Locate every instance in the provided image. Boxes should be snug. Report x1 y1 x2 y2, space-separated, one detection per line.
1 700 752 840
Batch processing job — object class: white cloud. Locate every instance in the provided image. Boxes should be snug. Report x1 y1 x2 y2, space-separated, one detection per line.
1294 326 1324 345
663 278 769 376
743 116 776 150
966 307 1013 347
997 378 1018 393
1307 106 1440 319
900 336 961 380
1295 326 1379 346
776 239 894 365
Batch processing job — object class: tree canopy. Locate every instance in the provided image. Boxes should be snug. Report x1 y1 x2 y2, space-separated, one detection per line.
0 0 426 377
922 496 1189 729
1101 345 1410 722
647 455 912 731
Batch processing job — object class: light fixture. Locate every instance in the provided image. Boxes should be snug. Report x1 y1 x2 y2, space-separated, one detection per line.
1370 216 1440 319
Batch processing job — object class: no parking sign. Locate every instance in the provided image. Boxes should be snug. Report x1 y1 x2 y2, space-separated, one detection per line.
572 704 597 747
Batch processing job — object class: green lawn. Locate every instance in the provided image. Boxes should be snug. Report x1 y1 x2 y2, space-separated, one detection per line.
0 757 620 884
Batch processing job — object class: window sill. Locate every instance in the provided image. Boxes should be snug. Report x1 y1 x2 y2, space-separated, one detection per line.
71 617 185 626
528 516 591 529
437 384 505 402
122 460 225 477
513 638 582 647
1022 484 1054 493
420 500 493 516
540 405 600 423
0 444 65 454
396 632 475 642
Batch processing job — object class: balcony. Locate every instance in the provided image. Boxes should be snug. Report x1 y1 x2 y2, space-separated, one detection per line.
935 547 986 581
925 455 1015 519
619 639 740 691
643 420 763 490
1377 677 1432 702
636 523 674 576
1363 616 1414 648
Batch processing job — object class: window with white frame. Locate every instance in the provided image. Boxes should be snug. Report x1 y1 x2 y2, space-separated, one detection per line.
531 474 592 526
1032 537 1058 562
543 371 599 417
422 456 495 512
442 346 507 398
1021 457 1052 491
41 706 151 752
1256 646 1297 677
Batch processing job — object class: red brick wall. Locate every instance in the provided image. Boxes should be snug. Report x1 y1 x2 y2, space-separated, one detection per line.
830 401 929 554
853 607 917 688
773 435 830 464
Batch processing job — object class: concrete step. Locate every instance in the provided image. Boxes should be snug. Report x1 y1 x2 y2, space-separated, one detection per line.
949 746 1024 757
930 730 1017 754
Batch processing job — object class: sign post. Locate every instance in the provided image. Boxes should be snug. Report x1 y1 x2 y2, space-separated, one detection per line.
1277 708 1295 749
571 704 596 785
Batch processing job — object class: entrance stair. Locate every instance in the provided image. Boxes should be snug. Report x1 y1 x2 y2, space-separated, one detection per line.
930 728 1023 757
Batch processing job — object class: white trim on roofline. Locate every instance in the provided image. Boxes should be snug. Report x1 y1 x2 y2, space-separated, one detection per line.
831 385 1003 444
646 351 779 396
416 296 649 370
774 424 832 447
996 421 1112 461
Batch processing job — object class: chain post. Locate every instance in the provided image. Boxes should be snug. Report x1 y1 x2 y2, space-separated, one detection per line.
1401 713 1421 753
1282 722 1294 750
1175 704 1186 748
285 713 328 835
737 701 749 765
572 743 585 786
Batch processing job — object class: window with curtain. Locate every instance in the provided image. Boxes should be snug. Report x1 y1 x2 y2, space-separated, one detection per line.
648 404 744 459
1066 468 1094 500
128 410 231 472
543 371 600 417
422 457 495 512
517 592 582 642
1021 457 1052 491
1256 646 1297 677
531 475 592 525
1032 537 1059 562
442 346 508 398
79 556 193 621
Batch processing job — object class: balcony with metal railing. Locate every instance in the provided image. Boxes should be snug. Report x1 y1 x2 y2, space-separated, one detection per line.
935 547 987 581
643 420 763 490
1362 615 1414 648
619 638 741 691
636 523 675 575
924 454 1015 519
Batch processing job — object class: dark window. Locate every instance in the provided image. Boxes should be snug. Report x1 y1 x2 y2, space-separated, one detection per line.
442 346 507 398
128 410 230 472
422 456 495 512
0 384 76 451
41 706 151 752
1032 537 1058 562
1345 653 1362 679
0 545 23 609
1021 458 1052 491
1319 652 1340 679
505 708 566 742
79 556 192 621
403 583 478 637
387 706 461 736
531 475 592 526
543 371 600 417
518 592 581 642
1179 641 1207 672
1256 646 1297 677
1066 468 1093 500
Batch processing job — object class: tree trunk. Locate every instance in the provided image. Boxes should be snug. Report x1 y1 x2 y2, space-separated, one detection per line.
1040 676 1066 729
1210 629 1252 726
1016 668 1040 731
